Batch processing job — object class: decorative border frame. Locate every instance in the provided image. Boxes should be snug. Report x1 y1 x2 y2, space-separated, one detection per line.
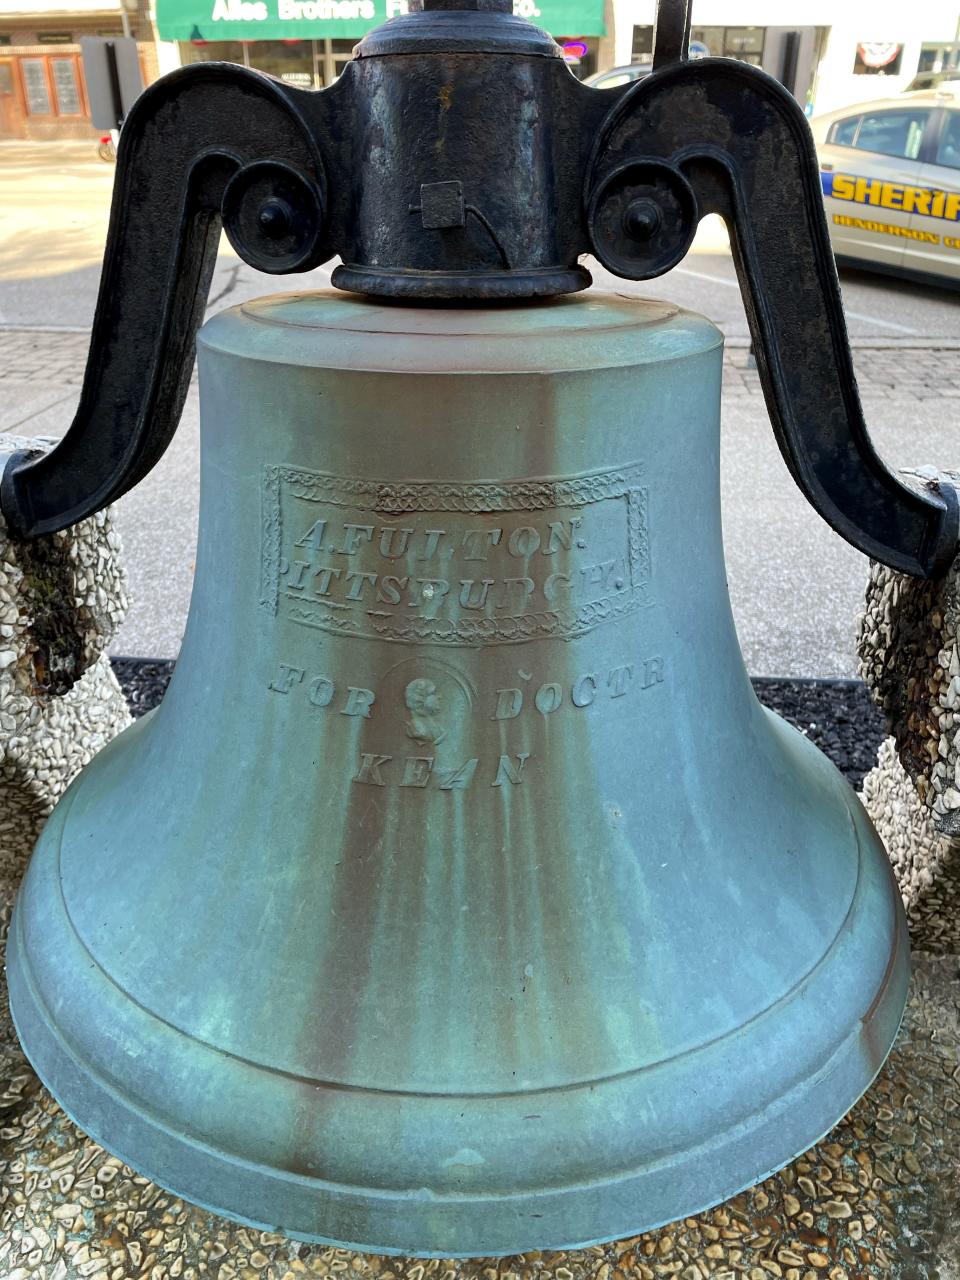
261 463 651 645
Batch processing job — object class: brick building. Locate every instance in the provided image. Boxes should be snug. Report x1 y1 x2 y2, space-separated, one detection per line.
0 0 158 138
5 0 960 140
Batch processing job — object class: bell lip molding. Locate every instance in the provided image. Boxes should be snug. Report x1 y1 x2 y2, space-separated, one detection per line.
202 289 725 375
7 729 909 1256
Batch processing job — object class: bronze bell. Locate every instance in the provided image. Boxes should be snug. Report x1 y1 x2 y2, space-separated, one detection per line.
4 0 958 1257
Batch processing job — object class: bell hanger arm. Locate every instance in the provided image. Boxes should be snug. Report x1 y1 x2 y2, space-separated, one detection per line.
0 62 329 541
651 0 690 69
585 53 960 580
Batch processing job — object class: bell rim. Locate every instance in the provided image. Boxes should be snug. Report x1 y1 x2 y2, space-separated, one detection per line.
7 790 910 1257
7 908 910 1257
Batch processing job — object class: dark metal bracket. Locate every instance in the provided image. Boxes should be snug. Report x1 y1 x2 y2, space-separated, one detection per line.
651 0 690 69
583 52 959 578
1 63 328 540
2 0 956 583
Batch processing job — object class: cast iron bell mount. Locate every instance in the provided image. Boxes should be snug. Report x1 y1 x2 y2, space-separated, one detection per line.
0 0 956 574
4 0 960 1260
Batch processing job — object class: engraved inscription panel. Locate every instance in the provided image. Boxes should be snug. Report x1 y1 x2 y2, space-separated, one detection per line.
261 465 650 645
266 652 666 791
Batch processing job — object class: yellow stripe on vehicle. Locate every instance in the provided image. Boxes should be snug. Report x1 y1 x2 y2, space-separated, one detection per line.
822 172 960 221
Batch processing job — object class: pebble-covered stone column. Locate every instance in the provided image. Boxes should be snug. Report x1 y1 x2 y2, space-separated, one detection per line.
858 470 960 922
0 432 131 887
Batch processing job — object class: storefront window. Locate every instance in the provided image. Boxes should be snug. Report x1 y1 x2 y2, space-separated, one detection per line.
724 27 763 63
690 26 764 65
248 39 314 86
181 37 359 87
51 58 82 114
853 42 904 76
181 40 248 65
917 43 960 76
21 59 51 115
692 27 724 57
631 25 652 61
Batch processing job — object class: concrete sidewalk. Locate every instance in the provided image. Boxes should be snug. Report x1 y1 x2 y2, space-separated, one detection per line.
1 324 958 676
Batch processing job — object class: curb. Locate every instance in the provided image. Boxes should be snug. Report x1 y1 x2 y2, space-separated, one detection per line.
724 335 960 351
6 326 960 352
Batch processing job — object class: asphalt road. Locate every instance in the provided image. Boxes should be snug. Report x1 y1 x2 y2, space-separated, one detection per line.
2 147 959 674
2 143 956 344
5 236 960 344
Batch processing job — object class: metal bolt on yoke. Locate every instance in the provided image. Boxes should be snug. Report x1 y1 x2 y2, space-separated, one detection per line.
257 199 293 238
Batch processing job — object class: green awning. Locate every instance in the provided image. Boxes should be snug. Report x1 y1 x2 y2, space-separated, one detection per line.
157 0 604 43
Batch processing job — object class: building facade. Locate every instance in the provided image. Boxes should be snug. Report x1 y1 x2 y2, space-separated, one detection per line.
155 0 608 89
618 1 960 115
0 0 160 137
2 0 960 139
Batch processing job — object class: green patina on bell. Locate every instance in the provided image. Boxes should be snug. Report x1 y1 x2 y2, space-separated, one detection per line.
3 0 957 1259
7 292 909 1253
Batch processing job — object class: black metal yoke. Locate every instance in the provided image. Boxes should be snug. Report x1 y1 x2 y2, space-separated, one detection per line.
1 0 956 581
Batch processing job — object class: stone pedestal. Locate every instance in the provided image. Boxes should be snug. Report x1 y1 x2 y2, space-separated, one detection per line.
858 470 960 954
0 433 131 892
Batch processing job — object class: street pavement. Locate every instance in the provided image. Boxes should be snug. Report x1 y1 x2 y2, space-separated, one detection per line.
1 142 959 675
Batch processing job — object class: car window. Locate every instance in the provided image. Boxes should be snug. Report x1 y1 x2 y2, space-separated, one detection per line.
829 115 861 146
936 111 960 169
595 72 634 88
855 109 931 159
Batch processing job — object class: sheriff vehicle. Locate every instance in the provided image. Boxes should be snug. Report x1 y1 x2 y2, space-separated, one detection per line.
812 89 960 287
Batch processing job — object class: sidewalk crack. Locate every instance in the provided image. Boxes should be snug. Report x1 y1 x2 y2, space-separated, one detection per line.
206 262 241 313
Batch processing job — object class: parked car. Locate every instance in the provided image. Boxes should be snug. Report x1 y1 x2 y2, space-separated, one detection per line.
583 62 653 90
811 90 960 287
